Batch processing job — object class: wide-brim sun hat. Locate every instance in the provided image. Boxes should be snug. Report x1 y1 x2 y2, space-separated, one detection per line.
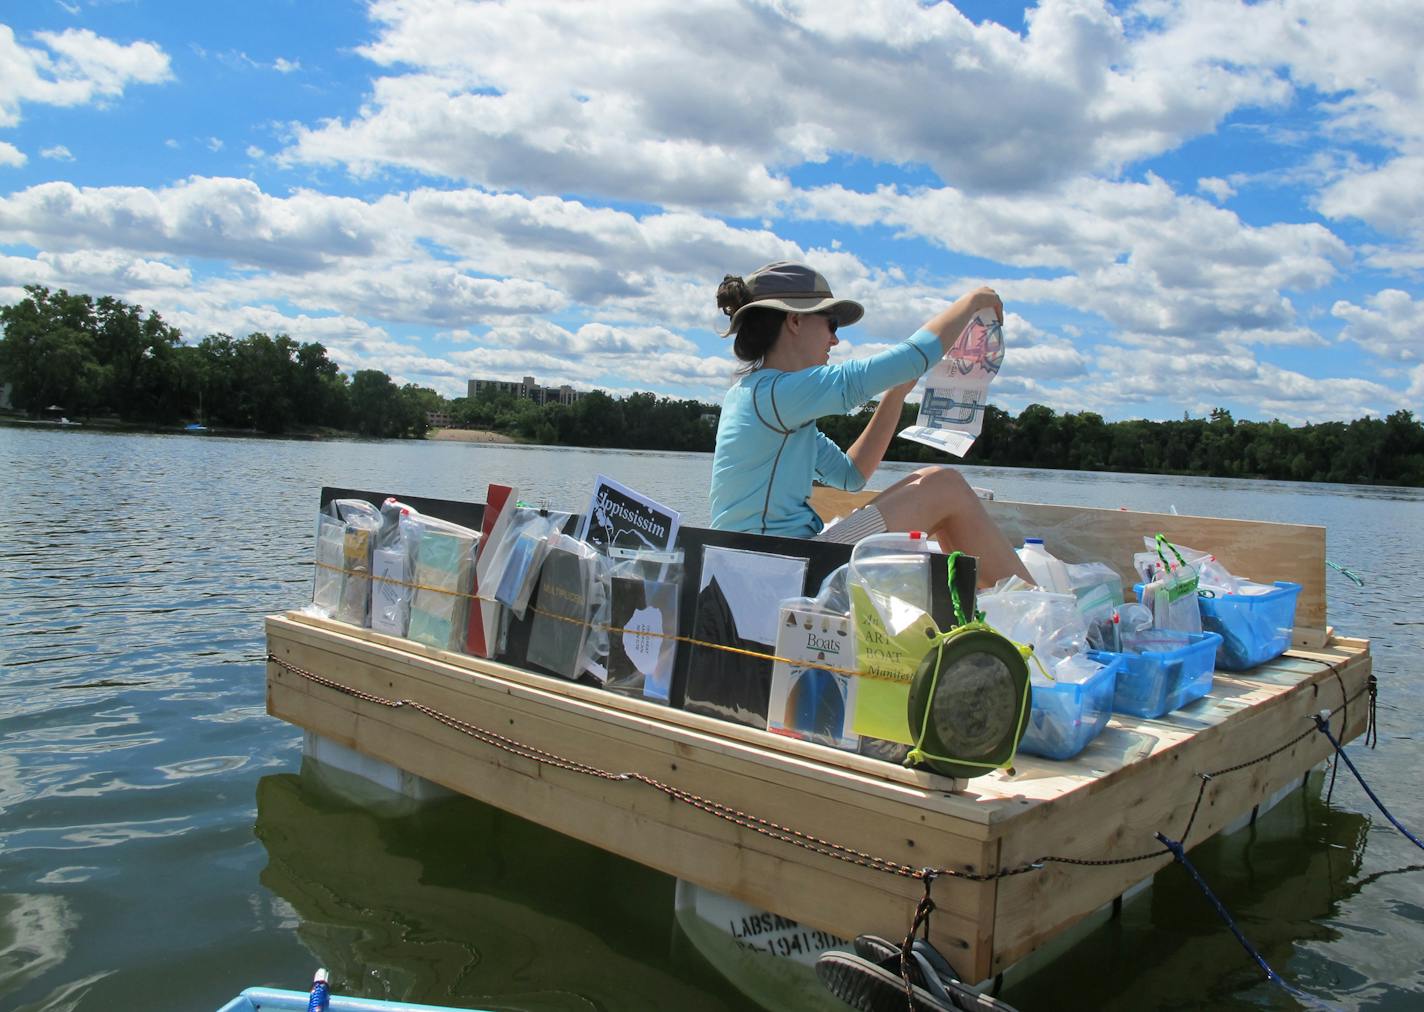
717 260 865 337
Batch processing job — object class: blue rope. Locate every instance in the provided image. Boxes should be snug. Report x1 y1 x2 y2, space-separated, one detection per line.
1155 833 1340 1011
1325 560 1364 587
1313 715 1424 852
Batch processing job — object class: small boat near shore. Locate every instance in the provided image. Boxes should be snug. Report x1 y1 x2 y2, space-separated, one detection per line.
264 484 1373 1005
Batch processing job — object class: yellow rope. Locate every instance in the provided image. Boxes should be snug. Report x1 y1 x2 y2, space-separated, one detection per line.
315 558 475 599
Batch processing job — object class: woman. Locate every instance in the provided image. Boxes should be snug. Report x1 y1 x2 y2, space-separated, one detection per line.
708 260 1029 587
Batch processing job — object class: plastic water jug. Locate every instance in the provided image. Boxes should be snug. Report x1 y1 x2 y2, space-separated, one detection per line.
848 531 932 635
1017 538 1072 593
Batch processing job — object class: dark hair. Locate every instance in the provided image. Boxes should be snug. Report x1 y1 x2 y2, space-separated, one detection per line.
717 273 785 369
732 307 785 367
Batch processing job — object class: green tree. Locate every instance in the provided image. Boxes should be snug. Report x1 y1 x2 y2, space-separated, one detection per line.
92 295 185 421
397 384 443 438
1382 409 1424 485
569 391 625 447
230 332 300 433
1072 412 1111 469
348 370 401 437
293 342 349 429
1006 403 1056 465
1335 417 1386 482
196 333 241 427
0 286 104 416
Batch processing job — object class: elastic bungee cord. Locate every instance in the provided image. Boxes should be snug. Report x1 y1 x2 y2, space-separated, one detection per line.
1313 713 1423 852
1155 832 1343 1012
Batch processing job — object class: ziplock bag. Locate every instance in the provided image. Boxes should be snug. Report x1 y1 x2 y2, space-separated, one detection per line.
526 533 610 682
768 598 858 751
475 508 563 620
310 498 381 626
369 498 421 637
847 532 934 745
1139 536 1241 595
1086 601 1152 652
1137 535 1201 633
976 588 1086 681
604 547 683 702
1064 561 1122 621
405 514 480 651
682 545 807 728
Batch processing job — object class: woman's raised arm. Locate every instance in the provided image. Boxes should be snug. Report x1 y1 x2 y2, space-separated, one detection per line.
846 376 917 481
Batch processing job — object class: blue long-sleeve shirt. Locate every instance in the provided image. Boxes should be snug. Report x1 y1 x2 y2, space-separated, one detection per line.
709 328 942 537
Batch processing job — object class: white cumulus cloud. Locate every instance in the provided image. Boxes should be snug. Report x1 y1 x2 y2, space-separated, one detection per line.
1197 177 1235 203
0 25 171 128
1332 289 1424 362
279 0 1299 210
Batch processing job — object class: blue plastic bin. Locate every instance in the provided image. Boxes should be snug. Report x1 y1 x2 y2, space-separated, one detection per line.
1196 581 1301 670
1018 654 1122 761
1090 630 1222 719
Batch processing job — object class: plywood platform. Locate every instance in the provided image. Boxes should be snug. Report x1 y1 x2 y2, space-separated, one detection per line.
266 612 1371 982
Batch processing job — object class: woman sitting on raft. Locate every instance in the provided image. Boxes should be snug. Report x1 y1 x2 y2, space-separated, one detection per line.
708 260 1030 588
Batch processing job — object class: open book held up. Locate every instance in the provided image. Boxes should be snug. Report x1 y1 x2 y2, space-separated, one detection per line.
898 311 1004 457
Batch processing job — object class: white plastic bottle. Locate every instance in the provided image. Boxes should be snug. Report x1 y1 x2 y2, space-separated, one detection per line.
1017 538 1072 594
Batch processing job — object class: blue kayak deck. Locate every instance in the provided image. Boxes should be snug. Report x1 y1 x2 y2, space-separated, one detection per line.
218 986 491 1011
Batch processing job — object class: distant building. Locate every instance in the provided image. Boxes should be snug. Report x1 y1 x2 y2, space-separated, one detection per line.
425 409 454 428
468 375 588 406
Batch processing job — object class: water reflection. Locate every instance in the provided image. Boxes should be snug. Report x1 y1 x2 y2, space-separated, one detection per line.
1002 777 1373 1010
0 893 77 995
254 767 754 1011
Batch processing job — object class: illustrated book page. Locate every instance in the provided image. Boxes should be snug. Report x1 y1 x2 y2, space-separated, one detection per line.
899 310 1003 457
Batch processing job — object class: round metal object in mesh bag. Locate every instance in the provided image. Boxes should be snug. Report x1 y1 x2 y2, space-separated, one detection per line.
905 626 1030 780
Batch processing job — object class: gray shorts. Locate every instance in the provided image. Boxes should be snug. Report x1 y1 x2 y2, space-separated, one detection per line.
814 504 886 544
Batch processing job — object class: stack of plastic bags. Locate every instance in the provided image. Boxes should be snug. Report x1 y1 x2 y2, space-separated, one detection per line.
307 496 483 653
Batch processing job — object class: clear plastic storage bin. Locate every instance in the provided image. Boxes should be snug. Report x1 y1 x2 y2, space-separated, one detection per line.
1018 655 1122 761
1196 581 1301 670
1090 630 1222 719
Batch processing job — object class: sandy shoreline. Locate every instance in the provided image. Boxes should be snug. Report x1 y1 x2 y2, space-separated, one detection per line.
427 427 518 444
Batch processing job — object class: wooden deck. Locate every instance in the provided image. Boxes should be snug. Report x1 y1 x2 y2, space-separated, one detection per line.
266 610 1371 982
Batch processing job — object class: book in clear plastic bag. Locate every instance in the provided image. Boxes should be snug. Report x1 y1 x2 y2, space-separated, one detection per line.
605 548 683 703
768 602 858 751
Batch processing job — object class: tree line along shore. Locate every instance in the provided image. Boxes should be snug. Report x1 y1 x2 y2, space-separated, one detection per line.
2 286 1420 487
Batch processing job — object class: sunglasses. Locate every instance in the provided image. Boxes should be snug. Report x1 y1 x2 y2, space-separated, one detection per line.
817 312 839 335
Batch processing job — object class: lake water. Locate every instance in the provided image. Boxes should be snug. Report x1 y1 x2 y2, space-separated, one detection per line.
3 426 1422 1011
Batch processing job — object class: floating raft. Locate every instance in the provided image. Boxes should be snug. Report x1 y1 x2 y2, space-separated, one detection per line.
265 489 1371 984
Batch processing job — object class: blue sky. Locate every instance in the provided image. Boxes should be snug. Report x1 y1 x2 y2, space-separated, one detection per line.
1 0 1420 424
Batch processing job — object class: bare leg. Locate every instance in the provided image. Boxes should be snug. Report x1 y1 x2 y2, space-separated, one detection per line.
869 466 1031 587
